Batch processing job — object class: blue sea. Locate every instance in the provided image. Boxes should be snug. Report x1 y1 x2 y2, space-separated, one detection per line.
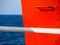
0 15 25 45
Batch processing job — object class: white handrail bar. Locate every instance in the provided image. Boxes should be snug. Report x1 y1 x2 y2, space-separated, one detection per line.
0 26 60 34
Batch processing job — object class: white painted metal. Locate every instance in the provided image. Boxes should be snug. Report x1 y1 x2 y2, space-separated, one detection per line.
0 26 60 34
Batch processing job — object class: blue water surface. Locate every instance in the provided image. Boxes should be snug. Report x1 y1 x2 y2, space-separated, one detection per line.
0 15 25 45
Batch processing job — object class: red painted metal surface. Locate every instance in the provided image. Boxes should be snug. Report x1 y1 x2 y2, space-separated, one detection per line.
22 0 57 28
22 0 60 45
